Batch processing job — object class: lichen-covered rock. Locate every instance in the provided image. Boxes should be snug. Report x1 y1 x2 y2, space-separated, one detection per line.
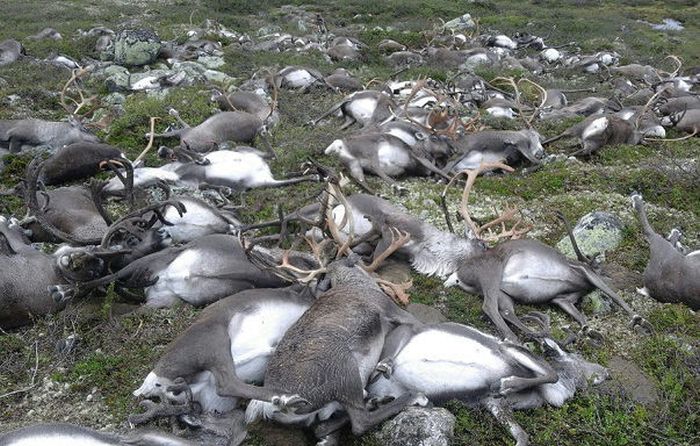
0 39 23 66
113 28 162 67
102 65 130 92
375 407 455 446
557 211 624 261
444 13 476 31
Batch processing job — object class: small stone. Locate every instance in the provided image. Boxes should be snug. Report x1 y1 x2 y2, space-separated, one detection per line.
103 65 130 92
375 406 455 446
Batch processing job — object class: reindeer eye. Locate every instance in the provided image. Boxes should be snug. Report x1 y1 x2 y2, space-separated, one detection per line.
155 383 161 387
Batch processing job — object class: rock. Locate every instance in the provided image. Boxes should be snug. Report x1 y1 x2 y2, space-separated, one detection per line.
113 28 162 67
557 211 623 261
603 356 659 405
197 55 226 69
408 303 448 324
0 39 23 66
27 28 62 41
257 25 282 36
104 92 126 106
375 407 455 446
129 69 170 90
444 13 476 31
102 65 131 92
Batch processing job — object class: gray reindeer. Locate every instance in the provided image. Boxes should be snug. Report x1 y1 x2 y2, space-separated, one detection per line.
368 324 608 446
442 163 651 343
245 191 426 443
631 193 699 309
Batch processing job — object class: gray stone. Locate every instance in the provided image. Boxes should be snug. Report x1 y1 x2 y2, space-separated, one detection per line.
103 65 131 92
604 356 659 405
557 211 624 261
113 28 162 67
375 407 455 446
444 13 476 31
197 55 226 69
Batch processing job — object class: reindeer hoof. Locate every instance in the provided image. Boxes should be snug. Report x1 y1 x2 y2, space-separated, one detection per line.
271 394 311 413
49 285 75 303
584 328 605 346
498 376 522 396
369 359 394 383
366 395 395 410
631 315 653 335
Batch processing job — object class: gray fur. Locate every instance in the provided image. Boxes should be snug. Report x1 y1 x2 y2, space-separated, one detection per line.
246 257 424 438
448 129 545 173
134 286 315 414
631 193 700 309
445 238 644 343
0 119 100 153
368 323 607 446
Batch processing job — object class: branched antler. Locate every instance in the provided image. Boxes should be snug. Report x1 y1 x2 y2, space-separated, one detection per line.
441 161 532 242
60 66 97 118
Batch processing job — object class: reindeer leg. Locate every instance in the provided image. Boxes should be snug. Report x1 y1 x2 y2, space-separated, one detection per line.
572 265 653 334
482 287 520 343
370 167 407 195
370 324 419 383
497 296 549 340
484 397 530 446
0 216 30 252
344 392 427 436
551 292 603 344
495 343 558 396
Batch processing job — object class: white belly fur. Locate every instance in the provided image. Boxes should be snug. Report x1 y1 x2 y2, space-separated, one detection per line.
377 142 410 175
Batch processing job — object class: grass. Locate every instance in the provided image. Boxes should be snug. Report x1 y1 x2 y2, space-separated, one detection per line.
0 0 698 445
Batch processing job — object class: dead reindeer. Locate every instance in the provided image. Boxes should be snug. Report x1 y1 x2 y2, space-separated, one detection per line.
271 66 327 90
324 68 363 92
446 129 545 173
307 90 396 129
0 423 200 446
656 96 700 116
368 325 608 446
542 88 597 111
0 38 24 66
48 234 301 308
0 117 100 153
211 89 279 127
540 97 608 121
0 215 129 329
631 193 699 310
151 109 276 157
150 195 241 244
660 108 700 138
132 286 315 427
542 114 643 156
105 147 319 194
245 206 426 443
19 156 132 244
40 142 129 186
443 162 650 343
324 131 451 194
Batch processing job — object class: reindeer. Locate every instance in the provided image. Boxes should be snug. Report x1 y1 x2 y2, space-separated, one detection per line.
307 90 396 129
39 142 128 186
48 234 310 308
542 114 642 155
104 147 319 194
446 129 545 173
0 118 100 153
631 193 699 309
442 163 651 343
151 109 275 157
0 423 200 446
368 325 607 446
0 215 125 329
244 189 427 442
132 286 315 432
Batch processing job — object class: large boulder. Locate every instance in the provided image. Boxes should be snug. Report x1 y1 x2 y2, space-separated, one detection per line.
113 28 162 67
375 407 455 446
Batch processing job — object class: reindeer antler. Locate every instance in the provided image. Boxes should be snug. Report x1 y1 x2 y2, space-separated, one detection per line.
441 161 532 242
60 66 97 118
